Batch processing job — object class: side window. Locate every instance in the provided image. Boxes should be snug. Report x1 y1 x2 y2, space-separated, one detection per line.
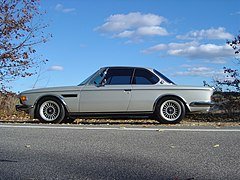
105 68 134 85
89 70 106 85
133 69 159 85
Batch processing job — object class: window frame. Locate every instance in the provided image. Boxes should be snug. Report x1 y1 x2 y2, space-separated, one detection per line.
104 67 135 85
132 68 160 85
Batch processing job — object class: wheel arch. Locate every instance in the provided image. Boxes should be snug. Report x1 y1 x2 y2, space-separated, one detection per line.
34 94 70 119
153 94 190 113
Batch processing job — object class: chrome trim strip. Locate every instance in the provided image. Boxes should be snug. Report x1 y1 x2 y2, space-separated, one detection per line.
69 111 153 117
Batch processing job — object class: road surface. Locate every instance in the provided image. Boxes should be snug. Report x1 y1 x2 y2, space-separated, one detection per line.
0 123 240 179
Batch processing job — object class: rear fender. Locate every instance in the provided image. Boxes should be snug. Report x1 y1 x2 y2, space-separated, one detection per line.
153 94 190 112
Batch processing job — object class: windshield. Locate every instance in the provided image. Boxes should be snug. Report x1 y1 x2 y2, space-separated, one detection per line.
78 70 99 86
153 69 175 84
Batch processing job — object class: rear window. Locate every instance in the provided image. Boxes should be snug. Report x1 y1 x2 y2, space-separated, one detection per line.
133 68 159 84
153 69 175 84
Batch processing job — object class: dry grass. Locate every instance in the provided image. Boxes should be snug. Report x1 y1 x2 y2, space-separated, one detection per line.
0 93 29 121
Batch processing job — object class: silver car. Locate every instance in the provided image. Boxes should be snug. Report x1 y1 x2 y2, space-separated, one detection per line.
16 66 214 124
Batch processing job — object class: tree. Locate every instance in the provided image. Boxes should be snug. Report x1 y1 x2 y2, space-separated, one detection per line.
215 67 240 92
211 33 240 92
227 34 240 54
208 33 240 117
0 0 49 92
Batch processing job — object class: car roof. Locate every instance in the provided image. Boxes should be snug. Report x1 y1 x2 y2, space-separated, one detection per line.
102 66 154 71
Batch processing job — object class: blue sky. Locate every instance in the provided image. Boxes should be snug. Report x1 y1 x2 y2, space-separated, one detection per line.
11 0 240 93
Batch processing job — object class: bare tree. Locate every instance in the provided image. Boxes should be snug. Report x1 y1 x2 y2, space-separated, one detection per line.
227 34 240 54
209 33 240 117
0 0 49 92
210 33 240 92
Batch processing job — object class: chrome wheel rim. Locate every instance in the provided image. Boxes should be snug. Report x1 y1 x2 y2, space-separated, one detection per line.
39 100 60 121
160 100 182 121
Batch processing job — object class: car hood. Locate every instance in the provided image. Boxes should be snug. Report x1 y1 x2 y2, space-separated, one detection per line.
20 86 83 94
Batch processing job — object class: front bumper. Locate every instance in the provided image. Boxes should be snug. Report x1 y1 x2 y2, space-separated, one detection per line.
16 105 34 112
16 104 35 119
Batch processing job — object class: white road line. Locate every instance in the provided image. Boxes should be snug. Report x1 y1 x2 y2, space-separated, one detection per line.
0 124 240 132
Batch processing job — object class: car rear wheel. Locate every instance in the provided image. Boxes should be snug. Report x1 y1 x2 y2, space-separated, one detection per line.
155 97 185 124
36 97 65 123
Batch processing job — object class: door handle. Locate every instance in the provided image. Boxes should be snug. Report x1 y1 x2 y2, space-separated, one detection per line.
124 89 131 92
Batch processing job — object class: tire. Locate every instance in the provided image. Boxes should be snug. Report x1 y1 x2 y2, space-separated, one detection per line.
155 97 185 124
36 97 65 123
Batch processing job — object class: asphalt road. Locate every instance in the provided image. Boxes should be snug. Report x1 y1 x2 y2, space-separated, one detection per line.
0 124 240 180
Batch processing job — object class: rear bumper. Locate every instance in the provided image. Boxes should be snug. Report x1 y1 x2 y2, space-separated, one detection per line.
190 101 215 107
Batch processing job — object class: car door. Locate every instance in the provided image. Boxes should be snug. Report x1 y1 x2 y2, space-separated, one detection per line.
128 68 160 112
79 68 133 112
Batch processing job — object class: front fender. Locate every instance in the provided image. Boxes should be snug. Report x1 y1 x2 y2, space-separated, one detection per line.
33 94 70 118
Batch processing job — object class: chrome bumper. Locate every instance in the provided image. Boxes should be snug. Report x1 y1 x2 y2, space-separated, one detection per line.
190 101 215 107
16 105 33 112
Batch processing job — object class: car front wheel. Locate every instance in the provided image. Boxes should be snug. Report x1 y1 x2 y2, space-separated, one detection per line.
36 97 65 123
155 97 185 124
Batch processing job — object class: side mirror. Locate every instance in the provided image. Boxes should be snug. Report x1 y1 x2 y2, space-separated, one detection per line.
101 79 107 86
96 78 106 87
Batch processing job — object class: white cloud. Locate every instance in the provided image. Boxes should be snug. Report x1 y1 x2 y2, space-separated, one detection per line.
96 12 169 39
172 66 223 77
143 41 235 63
48 65 64 71
142 41 198 53
231 11 240 15
55 4 76 13
114 30 135 38
136 26 169 36
142 44 168 53
176 27 233 40
168 43 233 63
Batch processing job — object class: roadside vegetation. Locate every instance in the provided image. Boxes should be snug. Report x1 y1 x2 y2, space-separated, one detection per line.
0 0 47 121
0 92 28 121
186 91 240 122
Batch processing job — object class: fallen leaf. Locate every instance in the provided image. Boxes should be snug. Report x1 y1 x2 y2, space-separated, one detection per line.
213 144 220 148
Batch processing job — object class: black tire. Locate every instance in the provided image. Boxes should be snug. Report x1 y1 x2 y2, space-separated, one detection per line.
36 97 65 123
155 97 185 124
